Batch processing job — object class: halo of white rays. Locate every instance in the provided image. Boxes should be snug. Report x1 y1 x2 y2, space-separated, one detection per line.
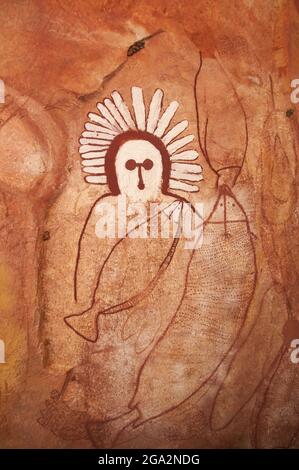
79 86 203 190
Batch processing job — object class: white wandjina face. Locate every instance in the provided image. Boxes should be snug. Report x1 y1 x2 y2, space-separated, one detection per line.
80 87 203 194
115 139 164 202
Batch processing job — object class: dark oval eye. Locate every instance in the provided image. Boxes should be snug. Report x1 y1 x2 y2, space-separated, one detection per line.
143 159 153 170
125 159 136 170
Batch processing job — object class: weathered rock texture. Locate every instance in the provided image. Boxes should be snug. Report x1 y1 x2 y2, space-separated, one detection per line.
0 0 299 449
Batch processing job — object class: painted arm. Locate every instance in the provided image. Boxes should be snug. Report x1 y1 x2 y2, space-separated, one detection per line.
65 200 185 342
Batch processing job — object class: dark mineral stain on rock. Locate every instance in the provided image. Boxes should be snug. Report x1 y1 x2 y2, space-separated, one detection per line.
286 109 294 118
42 231 50 241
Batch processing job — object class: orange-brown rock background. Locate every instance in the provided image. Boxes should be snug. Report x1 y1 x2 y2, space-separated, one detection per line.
0 0 299 448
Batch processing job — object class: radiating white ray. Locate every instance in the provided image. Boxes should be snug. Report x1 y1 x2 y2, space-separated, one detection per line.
85 122 118 135
171 162 202 174
132 86 146 130
83 166 106 175
170 150 199 161
111 91 136 129
79 144 109 154
169 179 199 192
104 98 129 131
162 120 188 146
82 131 114 140
80 150 107 159
167 135 194 154
79 138 112 146
170 170 203 182
154 101 179 137
81 158 105 167
88 112 118 131
146 89 163 133
97 103 121 130
85 175 107 184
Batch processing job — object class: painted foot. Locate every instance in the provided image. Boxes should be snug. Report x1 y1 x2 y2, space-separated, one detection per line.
37 390 89 440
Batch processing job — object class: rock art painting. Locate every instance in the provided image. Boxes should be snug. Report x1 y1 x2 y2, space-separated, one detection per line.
0 0 299 449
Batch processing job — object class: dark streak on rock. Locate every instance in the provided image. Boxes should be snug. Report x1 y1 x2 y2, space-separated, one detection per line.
286 109 294 118
78 29 165 103
42 231 50 241
127 39 145 56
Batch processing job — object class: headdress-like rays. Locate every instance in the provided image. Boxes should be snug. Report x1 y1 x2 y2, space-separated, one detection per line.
79 86 203 193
